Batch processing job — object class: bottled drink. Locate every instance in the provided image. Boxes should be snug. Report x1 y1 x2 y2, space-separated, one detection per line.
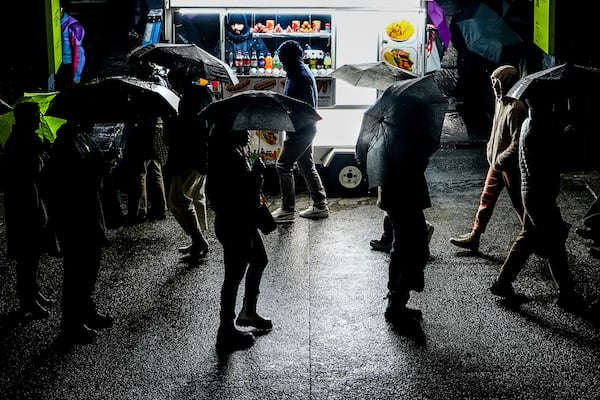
265 52 273 69
228 51 234 68
272 50 281 70
250 51 258 68
243 51 251 75
323 52 332 69
258 52 266 69
235 51 243 74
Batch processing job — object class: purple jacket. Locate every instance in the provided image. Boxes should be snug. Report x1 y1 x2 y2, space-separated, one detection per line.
61 12 86 82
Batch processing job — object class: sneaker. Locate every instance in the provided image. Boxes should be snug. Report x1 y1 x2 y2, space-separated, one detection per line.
370 239 392 252
271 207 295 223
450 230 480 251
489 280 528 303
299 205 329 219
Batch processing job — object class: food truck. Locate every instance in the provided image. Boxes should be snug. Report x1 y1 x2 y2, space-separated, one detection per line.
163 0 428 196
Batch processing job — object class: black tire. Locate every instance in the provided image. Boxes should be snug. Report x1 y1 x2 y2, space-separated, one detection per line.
324 154 368 197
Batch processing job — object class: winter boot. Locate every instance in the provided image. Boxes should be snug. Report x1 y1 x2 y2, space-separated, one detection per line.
216 321 255 352
450 230 481 251
236 295 273 330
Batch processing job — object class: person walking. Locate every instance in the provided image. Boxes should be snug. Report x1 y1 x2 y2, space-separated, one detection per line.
2 102 54 319
166 85 213 262
207 124 272 352
490 91 585 313
47 121 113 345
450 65 527 252
270 40 328 223
123 115 168 224
55 1 86 89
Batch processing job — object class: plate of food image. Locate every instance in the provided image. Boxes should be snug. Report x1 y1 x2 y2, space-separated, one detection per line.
382 47 416 72
386 20 415 42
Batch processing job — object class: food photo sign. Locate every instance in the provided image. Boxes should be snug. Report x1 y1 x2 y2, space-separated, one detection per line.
380 14 422 74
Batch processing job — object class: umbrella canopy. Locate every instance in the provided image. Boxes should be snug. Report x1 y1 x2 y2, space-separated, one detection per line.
355 75 447 188
50 76 180 123
0 92 67 147
330 62 418 91
129 43 239 85
199 90 322 132
0 98 12 114
427 0 451 49
507 63 600 100
454 1 523 64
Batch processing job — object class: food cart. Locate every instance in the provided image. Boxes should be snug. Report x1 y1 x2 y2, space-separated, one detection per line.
163 0 428 196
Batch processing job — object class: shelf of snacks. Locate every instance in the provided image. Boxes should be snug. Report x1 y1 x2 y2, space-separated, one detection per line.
252 32 332 39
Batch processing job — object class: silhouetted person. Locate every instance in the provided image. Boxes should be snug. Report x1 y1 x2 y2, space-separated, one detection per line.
490 91 585 313
450 65 526 252
123 115 168 224
207 125 272 352
47 121 113 345
3 102 54 318
166 85 213 262
270 40 328 222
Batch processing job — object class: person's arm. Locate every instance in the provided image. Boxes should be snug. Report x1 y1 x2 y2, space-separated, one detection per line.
495 104 526 171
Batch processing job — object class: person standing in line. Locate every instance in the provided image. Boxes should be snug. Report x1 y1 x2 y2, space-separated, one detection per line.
270 40 328 222
55 1 86 89
207 124 272 353
123 115 168 224
370 213 435 252
2 102 54 319
449 65 526 252
47 121 113 345
490 91 585 313
166 85 213 262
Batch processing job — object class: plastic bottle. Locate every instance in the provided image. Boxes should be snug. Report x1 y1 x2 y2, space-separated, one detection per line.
265 52 273 69
258 52 266 69
243 51 251 75
323 52 332 69
250 51 258 68
272 50 281 70
235 51 243 74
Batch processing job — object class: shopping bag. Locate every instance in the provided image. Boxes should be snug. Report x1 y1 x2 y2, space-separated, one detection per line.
256 203 276 235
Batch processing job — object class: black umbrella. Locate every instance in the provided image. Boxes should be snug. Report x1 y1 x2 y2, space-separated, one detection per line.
199 90 321 132
51 76 180 123
454 1 523 64
0 98 12 114
507 63 600 100
355 75 447 188
128 43 239 85
330 61 418 91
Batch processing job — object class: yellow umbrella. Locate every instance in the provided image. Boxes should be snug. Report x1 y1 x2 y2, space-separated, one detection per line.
0 91 67 148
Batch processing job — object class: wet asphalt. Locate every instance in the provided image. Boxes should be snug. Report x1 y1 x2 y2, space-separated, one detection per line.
1 112 600 400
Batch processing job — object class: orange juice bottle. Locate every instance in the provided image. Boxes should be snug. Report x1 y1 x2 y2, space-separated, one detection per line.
265 52 273 69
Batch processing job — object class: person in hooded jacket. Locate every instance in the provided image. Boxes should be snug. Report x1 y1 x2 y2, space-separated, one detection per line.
224 14 268 64
270 40 329 222
449 65 526 252
490 88 585 313
55 2 86 89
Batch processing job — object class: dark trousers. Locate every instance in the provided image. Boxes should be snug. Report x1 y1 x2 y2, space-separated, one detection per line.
498 194 573 293
387 209 430 306
61 240 102 331
15 253 41 308
215 216 268 323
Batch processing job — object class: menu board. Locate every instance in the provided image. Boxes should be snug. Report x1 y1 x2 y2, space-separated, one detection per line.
380 13 422 74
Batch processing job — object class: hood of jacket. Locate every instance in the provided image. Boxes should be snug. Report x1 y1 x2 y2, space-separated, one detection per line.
226 14 252 43
491 65 519 101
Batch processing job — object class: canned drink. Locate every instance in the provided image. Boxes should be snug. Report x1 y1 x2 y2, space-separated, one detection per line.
292 20 300 32
312 20 321 32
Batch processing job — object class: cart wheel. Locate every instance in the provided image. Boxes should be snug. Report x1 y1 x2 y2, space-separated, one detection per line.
324 154 368 197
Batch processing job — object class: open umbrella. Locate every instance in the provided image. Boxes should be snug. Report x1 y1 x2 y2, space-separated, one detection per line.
507 63 600 100
0 98 12 114
199 90 321 132
128 43 239 85
331 62 418 91
454 1 523 64
50 76 180 123
0 92 67 147
355 75 447 188
427 0 451 50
